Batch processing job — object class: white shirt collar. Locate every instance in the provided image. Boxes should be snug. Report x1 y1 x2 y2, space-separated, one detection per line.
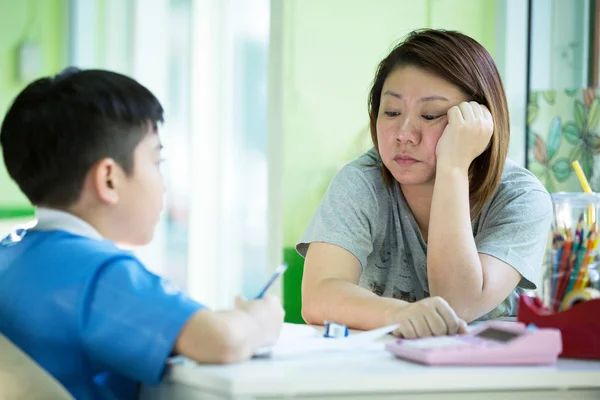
33 207 103 240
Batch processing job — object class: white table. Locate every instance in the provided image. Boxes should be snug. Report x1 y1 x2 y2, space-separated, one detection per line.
140 324 600 400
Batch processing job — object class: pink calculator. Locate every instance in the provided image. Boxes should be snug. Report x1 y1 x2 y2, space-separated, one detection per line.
385 321 562 365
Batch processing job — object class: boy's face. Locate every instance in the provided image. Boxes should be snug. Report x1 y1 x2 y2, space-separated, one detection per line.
114 131 166 246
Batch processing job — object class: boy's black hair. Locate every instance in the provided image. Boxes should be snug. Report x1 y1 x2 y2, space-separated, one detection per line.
0 67 164 207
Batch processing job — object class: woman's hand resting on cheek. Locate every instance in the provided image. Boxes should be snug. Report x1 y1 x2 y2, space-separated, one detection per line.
435 101 494 171
385 297 469 338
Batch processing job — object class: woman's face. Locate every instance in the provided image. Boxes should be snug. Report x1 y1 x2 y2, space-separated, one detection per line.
376 65 469 186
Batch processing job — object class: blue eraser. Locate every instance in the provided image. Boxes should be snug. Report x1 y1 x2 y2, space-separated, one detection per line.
324 321 349 338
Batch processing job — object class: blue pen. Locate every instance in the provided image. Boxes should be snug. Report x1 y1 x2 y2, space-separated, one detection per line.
255 263 288 299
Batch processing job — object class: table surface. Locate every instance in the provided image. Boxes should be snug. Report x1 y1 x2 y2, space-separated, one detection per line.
156 323 600 398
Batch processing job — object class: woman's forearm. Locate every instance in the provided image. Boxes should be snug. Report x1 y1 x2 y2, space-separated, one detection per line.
302 278 409 330
427 166 484 321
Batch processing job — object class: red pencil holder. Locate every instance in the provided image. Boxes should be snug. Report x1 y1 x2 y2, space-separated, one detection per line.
517 294 600 360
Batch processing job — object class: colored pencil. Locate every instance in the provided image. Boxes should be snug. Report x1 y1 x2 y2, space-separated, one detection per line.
566 226 595 294
552 228 574 312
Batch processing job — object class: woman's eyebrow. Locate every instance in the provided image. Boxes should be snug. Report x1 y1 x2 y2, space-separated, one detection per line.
419 95 449 102
381 91 449 103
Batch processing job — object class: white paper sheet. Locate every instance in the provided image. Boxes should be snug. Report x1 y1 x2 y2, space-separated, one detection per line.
168 323 400 365
254 323 400 358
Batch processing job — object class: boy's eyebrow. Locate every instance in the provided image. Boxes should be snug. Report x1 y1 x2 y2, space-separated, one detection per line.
382 90 449 102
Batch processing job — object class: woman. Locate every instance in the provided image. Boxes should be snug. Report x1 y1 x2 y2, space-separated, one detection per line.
297 29 552 338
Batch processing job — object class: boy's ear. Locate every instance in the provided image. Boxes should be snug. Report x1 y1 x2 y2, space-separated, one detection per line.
92 158 122 205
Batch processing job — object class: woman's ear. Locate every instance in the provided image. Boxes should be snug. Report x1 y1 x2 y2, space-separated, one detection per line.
91 158 122 205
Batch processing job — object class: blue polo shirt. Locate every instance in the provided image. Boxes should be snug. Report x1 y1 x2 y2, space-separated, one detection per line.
0 209 204 399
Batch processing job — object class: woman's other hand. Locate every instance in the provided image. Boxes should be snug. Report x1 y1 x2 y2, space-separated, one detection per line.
386 296 468 338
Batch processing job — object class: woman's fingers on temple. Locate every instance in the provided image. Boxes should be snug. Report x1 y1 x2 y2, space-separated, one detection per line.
469 101 484 119
458 101 475 120
482 104 493 120
446 105 463 123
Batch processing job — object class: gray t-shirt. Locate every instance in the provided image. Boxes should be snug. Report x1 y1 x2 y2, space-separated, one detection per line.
297 148 553 320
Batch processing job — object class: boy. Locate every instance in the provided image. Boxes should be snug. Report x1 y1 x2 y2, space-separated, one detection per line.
0 68 284 399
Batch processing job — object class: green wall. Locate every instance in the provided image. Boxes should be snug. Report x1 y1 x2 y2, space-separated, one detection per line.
0 0 67 211
280 0 497 322
428 0 497 58
281 0 497 249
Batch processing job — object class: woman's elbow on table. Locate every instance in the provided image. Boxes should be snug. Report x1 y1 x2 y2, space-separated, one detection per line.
301 281 327 325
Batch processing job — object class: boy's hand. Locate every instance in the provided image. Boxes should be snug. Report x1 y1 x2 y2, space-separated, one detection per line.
435 101 494 171
235 295 285 346
386 296 468 339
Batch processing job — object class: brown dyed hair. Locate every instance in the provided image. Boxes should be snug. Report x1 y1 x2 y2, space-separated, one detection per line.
368 29 509 218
